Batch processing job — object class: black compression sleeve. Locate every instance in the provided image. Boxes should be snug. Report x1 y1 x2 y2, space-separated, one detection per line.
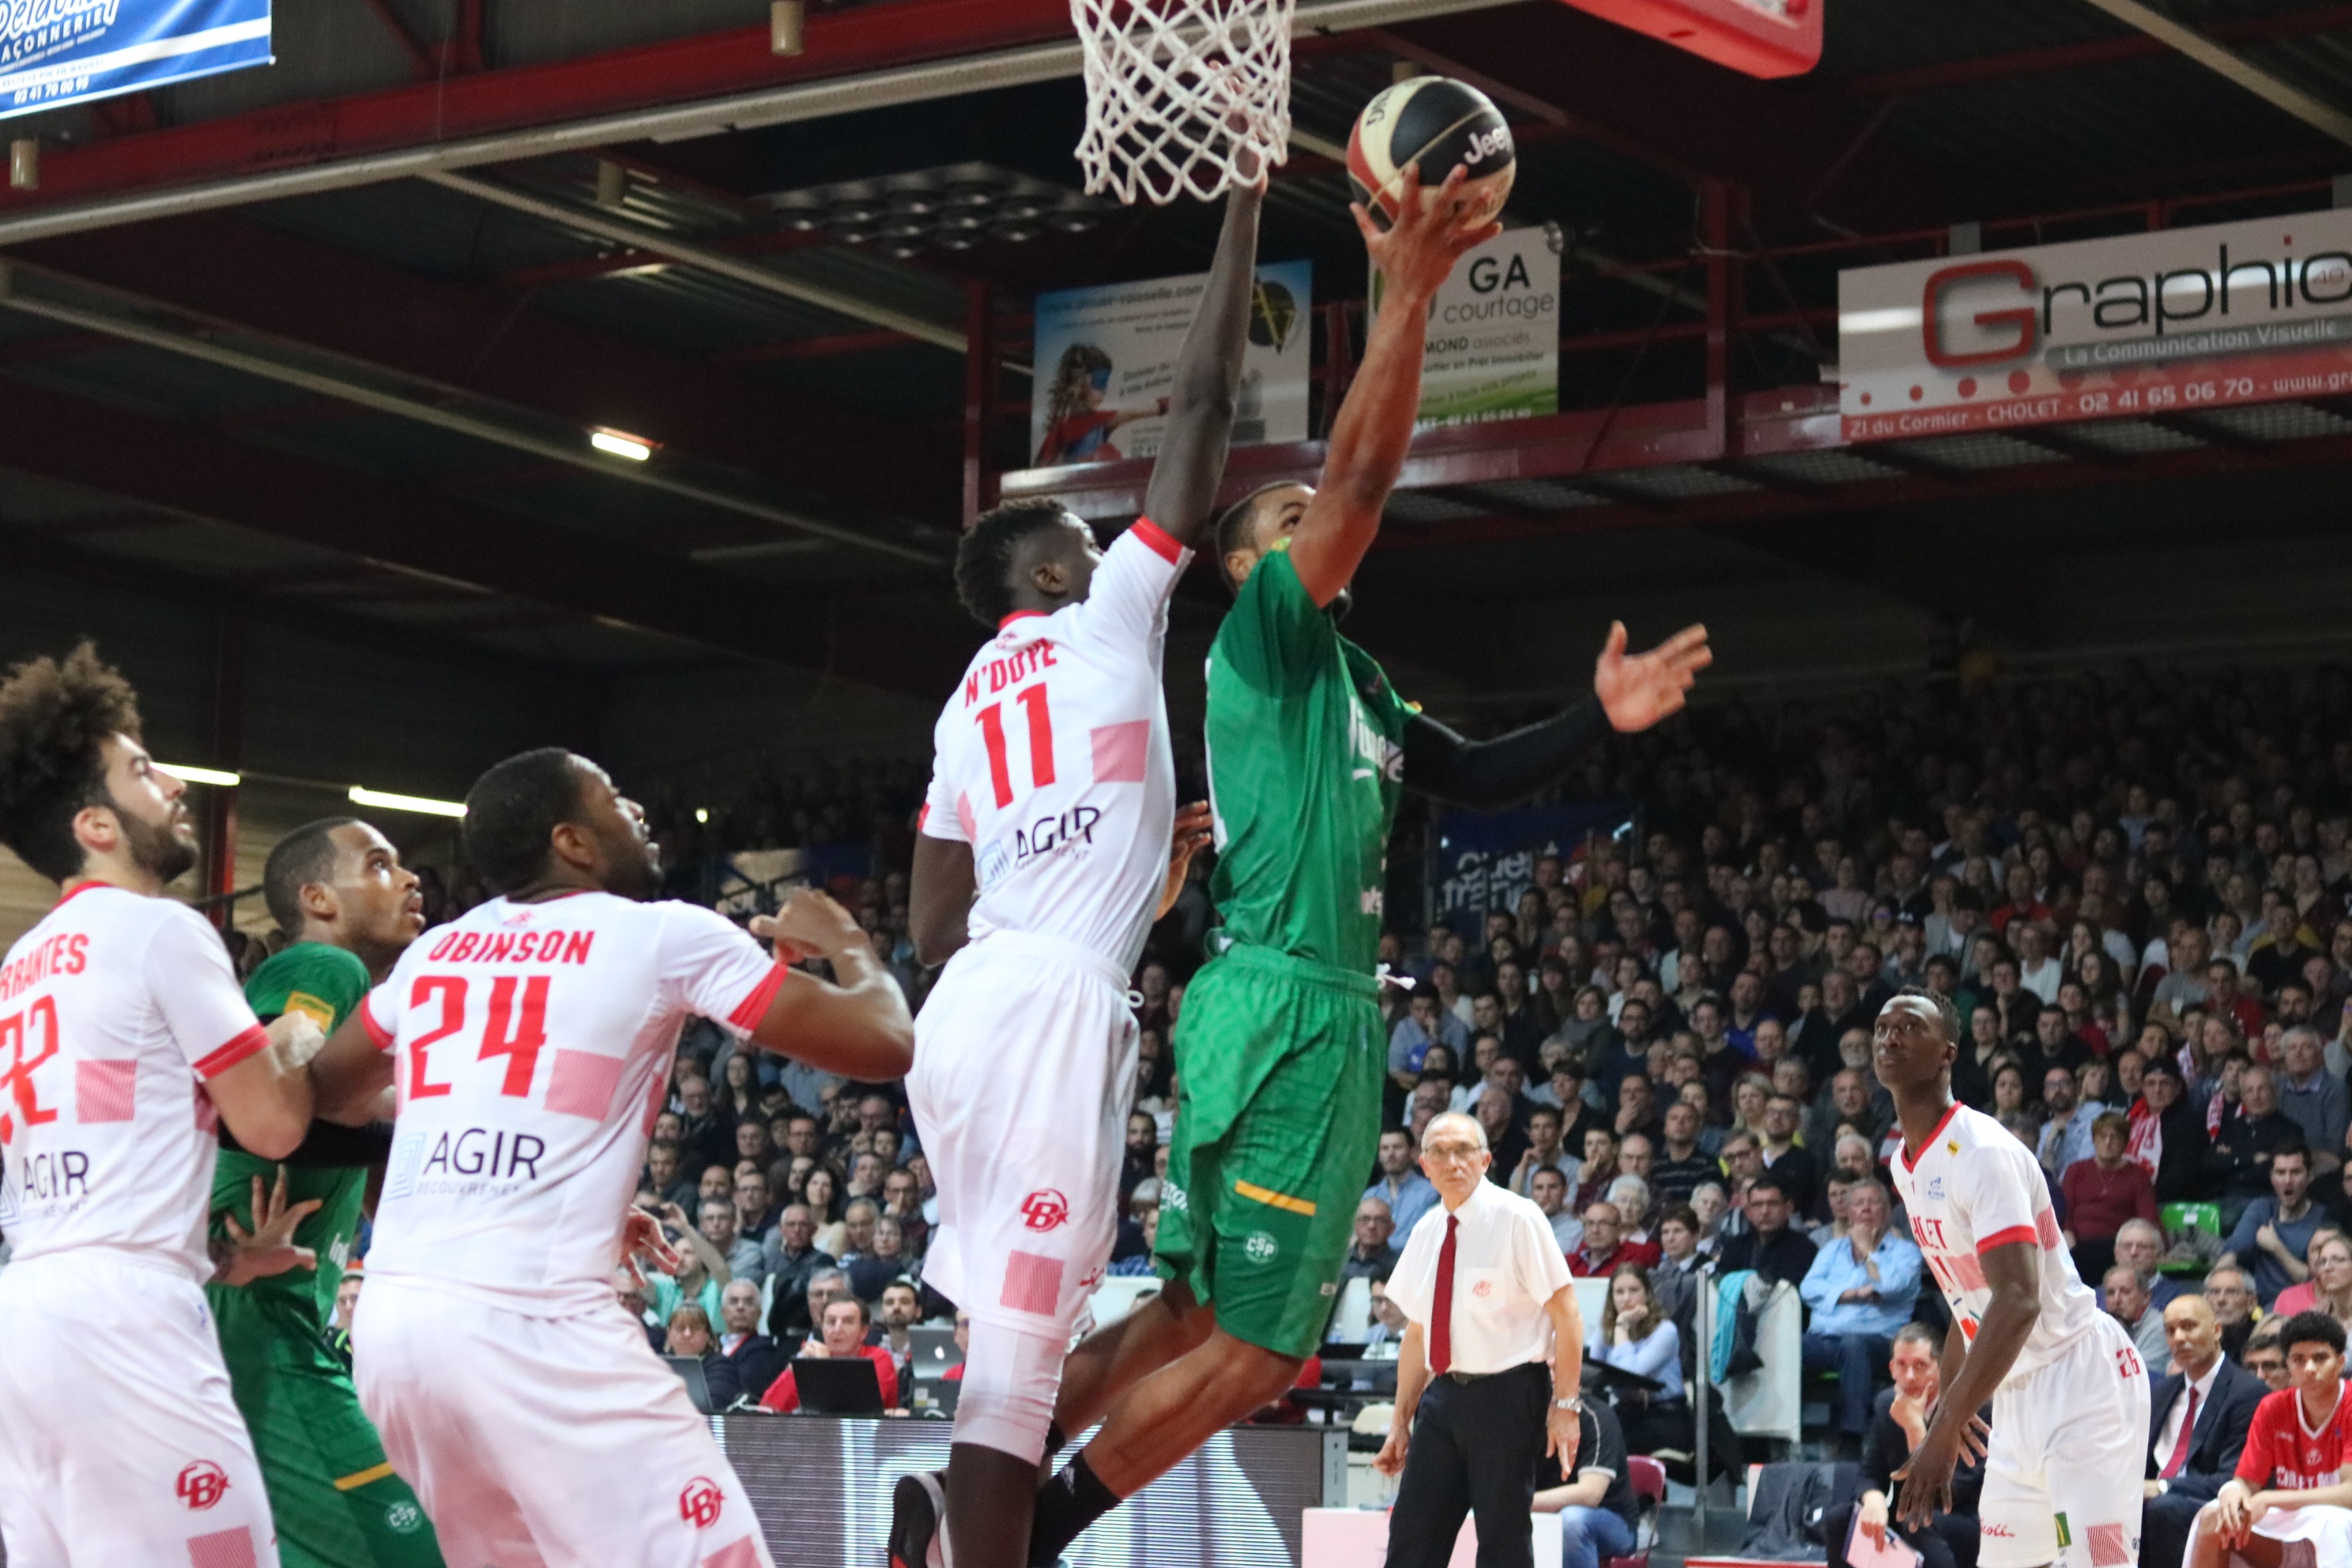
1400 698 1610 812
220 1118 398 1169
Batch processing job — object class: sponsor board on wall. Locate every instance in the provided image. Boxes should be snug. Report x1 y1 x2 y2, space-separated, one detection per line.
1839 208 2352 441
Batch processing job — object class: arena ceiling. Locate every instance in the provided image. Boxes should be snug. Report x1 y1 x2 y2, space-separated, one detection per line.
2 0 2352 707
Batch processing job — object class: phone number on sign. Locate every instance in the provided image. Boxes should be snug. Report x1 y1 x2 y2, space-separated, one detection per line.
2069 375 2272 415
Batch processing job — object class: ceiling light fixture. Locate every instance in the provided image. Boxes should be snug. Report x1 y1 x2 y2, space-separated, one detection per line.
160 763 240 787
349 786 467 818
590 428 654 462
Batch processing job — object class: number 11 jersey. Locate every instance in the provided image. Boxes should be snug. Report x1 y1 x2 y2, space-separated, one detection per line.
920 518 1189 974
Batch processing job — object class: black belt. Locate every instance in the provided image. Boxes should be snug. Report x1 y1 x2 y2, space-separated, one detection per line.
1442 1363 1546 1385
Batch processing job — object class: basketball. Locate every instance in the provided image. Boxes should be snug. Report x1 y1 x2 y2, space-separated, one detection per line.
1346 76 1516 230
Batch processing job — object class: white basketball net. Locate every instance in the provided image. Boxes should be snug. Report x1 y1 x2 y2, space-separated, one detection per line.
1071 0 1295 205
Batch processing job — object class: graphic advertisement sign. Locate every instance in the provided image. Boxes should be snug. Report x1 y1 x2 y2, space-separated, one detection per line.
1375 224 1561 428
0 0 272 120
1029 260 1313 468
1840 208 2352 441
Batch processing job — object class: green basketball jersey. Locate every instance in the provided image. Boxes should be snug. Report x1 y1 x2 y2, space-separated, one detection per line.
1204 541 1418 975
212 941 373 1335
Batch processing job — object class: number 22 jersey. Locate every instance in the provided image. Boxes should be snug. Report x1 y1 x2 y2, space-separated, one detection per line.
360 891 786 1314
920 518 1189 974
1890 1101 2103 1376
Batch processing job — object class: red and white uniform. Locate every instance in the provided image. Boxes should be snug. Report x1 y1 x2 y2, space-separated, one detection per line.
352 891 786 1568
2196 1386 2352 1559
1891 1102 2150 1568
0 884 281 1567
910 520 1186 1388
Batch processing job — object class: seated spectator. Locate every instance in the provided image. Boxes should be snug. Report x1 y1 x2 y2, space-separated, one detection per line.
2142 1293 2269 1568
1798 1180 1921 1458
664 1304 744 1410
2037 1065 2103 1182
2206 1067 2304 1221
2203 1265 2260 1362
1367 1126 1442 1239
2241 1320 2290 1392
1510 1104 1581 1200
732 1168 776 1247
1108 1201 1164 1277
2269 1228 2352 1333
643 1138 696 1211
1824 1324 1983 1568
1649 1102 1715 1207
641 1199 730 1327
836 1198 880 1265
2136 1057 2212 1204
1687 1182 1730 1250
1606 1172 1656 1243
846 1216 912 1302
1569 1201 1658 1277
2106 1264 2173 1376
2064 1110 2160 1285
614 1266 664 1354
1757 1094 1819 1216
1716 1174 1818 1287
1589 1264 1690 1459
2218 1141 2325 1306
2185 1310 2352 1568
699 1196 765 1290
1649 1206 1706 1339
1530 1167 1584 1255
1390 990 1468 1091
2116 1218 2187 1314
875 1280 923 1386
1362 1274 1407 1355
804 1169 847 1257
880 1165 929 1257
761 1295 899 1413
760 1204 835 1336
714 1279 786 1405
1530 1381 1642 1568
1345 1197 1401 1280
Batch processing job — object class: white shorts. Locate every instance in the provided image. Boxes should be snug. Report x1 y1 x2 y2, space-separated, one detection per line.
906 931 1138 1338
1980 1314 2153 1568
352 1275 774 1568
0 1251 280 1568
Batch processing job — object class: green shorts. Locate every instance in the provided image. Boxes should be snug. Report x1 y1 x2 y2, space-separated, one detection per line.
1155 942 1385 1358
215 1298 444 1568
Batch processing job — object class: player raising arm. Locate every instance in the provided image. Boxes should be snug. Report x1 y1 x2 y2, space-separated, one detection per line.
300 748 908 1568
1016 167 1709 1568
890 172 1264 1568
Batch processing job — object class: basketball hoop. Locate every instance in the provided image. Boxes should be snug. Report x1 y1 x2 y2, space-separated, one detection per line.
1071 0 1295 205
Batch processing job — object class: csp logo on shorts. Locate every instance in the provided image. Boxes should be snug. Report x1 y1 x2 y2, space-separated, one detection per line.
1021 1189 1070 1231
679 1477 726 1529
1244 1231 1279 1265
384 1502 423 1535
176 1461 231 1511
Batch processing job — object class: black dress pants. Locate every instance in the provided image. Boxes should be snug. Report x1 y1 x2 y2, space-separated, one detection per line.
1386 1363 1551 1568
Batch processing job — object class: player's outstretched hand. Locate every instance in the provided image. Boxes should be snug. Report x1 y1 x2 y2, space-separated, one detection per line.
752 888 863 966
619 1204 683 1291
1159 801 1215 919
217 1167 322 1287
1890 1427 1958 1533
1351 164 1502 303
1592 620 1711 733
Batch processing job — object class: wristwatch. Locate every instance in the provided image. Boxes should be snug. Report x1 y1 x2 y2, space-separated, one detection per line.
1553 1393 1583 1413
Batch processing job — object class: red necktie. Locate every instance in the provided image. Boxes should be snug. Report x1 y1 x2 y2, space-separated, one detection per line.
1430 1214 1459 1377
2162 1386 2199 1479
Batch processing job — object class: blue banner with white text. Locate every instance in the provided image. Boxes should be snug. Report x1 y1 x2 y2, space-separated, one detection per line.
0 0 270 120
1428 802 1634 933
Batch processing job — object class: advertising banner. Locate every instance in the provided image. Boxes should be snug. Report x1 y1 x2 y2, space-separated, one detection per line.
1029 259 1312 467
1429 801 1631 931
0 0 272 120
1375 224 1561 428
1839 207 2352 440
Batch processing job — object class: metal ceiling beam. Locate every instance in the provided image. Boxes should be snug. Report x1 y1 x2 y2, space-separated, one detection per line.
424 170 969 354
0 0 1515 248
14 212 958 528
0 265 944 565
2075 0 2352 151
0 376 960 695
1838 5 2352 99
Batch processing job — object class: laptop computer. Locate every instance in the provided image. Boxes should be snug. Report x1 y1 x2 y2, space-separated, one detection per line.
792 1356 886 1416
665 1355 716 1415
907 1326 963 1381
907 1374 962 1419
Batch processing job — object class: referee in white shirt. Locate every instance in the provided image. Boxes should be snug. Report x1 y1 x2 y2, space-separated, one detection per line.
1377 1112 1586 1568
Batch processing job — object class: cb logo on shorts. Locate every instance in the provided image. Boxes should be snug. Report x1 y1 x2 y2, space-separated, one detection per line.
176 1461 231 1511
1021 1189 1070 1231
679 1477 726 1529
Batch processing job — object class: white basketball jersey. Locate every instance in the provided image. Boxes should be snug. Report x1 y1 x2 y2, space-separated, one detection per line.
0 884 268 1283
1890 1101 2102 1377
360 891 783 1314
920 518 1189 973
